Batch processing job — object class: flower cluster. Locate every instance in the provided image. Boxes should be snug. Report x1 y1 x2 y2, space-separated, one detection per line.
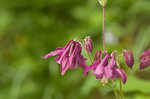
85 51 127 84
44 37 146 85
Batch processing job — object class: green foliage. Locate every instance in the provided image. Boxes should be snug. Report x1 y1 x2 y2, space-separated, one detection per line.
0 0 150 99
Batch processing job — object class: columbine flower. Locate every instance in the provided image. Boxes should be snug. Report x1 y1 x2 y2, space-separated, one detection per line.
123 50 134 69
86 51 127 84
102 53 127 84
93 53 110 79
84 51 101 75
84 36 93 53
139 49 150 69
43 40 87 75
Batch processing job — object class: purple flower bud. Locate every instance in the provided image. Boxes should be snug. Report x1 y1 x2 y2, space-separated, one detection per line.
139 49 150 69
43 40 87 75
84 36 93 53
123 50 134 69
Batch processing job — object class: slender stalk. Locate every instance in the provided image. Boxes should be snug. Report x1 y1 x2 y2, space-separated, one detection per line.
114 90 118 99
107 83 119 99
119 80 124 99
102 6 106 50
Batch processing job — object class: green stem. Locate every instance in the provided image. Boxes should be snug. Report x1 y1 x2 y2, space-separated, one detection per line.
106 83 119 99
119 80 124 99
114 90 118 99
102 6 106 50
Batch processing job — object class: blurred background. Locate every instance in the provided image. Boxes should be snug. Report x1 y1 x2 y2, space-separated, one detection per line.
1 0 150 99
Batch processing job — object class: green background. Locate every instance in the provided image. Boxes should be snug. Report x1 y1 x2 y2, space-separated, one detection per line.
0 0 150 99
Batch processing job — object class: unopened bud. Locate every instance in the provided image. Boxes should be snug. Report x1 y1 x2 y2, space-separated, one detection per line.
98 0 107 7
123 50 134 69
84 36 93 53
139 49 150 69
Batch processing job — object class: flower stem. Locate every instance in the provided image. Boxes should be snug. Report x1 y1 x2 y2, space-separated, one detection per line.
119 80 124 99
102 6 106 50
114 90 118 99
107 83 119 99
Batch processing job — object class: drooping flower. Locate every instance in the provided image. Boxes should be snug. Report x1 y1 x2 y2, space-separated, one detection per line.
123 50 134 69
86 51 127 84
139 49 150 69
84 51 102 75
84 36 93 53
102 53 127 84
43 40 87 75
93 53 110 79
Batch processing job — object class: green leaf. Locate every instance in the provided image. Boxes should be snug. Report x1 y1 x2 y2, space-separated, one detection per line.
123 75 150 93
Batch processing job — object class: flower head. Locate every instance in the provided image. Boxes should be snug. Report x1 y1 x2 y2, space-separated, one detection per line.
93 53 110 79
123 50 134 69
43 40 87 75
102 53 127 84
139 49 150 69
86 51 127 84
84 36 93 53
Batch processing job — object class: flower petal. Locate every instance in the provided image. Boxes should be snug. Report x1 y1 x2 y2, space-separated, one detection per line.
69 44 80 69
93 54 110 77
140 49 150 58
43 48 63 59
60 57 70 75
103 53 117 79
104 66 113 79
115 68 127 84
56 41 73 64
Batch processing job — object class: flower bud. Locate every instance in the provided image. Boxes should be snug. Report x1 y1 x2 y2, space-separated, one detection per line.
98 0 107 7
123 50 134 69
139 49 150 69
84 36 93 53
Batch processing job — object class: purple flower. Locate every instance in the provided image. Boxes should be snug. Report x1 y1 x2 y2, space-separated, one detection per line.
93 53 110 79
43 40 87 75
139 49 150 69
84 51 102 75
102 53 127 84
104 53 127 84
123 50 134 69
86 51 127 84
84 36 93 53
